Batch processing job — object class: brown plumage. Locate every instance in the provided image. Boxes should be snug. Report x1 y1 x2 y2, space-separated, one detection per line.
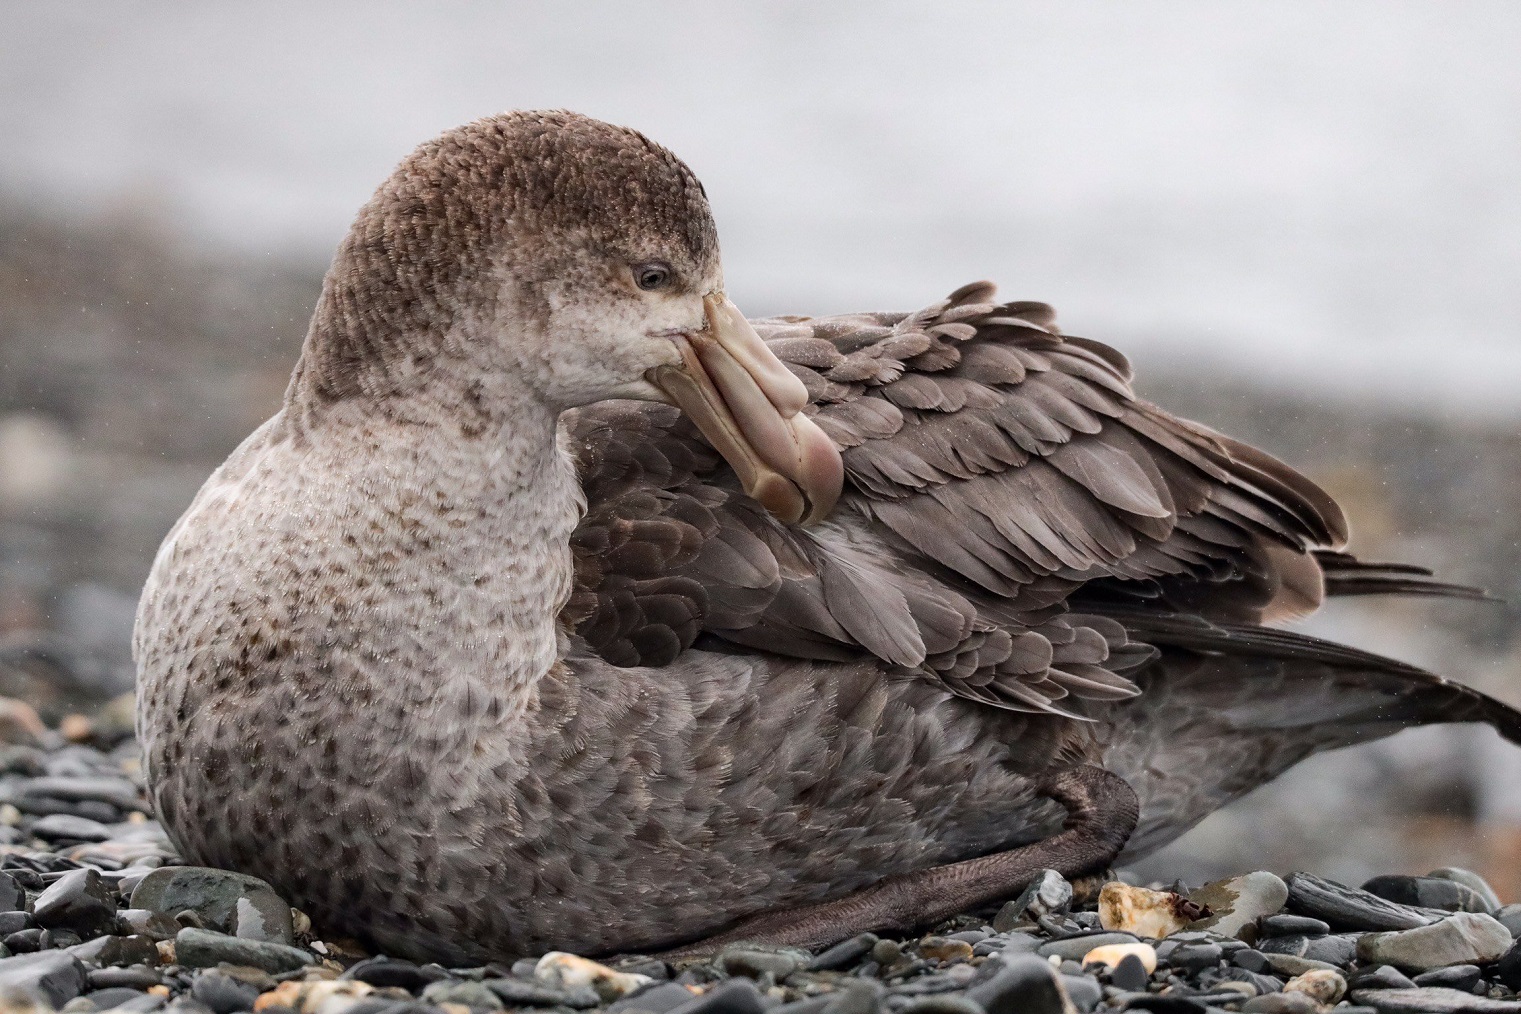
134 110 1519 964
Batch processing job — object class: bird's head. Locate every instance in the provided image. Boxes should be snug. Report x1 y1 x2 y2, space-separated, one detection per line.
296 109 840 525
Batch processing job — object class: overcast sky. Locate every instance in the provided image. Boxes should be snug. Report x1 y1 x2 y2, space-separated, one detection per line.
4 2 1518 415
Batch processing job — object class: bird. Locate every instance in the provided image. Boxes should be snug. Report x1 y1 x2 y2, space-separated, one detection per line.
133 110 1519 965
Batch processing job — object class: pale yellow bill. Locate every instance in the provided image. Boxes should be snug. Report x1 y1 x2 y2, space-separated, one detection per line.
647 293 843 525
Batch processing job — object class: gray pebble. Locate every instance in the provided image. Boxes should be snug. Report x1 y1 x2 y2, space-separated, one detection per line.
1285 873 1436 932
809 934 878 972
0 950 90 1008
1036 932 1139 962
965 955 1067 1014
421 979 504 1010
1351 986 1521 1012
190 971 261 1014
172 928 312 975
1258 916 1329 937
33 869 118 939
1412 965 1483 992
1357 913 1513 972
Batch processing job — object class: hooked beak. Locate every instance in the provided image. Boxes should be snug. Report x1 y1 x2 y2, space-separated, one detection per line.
646 293 843 525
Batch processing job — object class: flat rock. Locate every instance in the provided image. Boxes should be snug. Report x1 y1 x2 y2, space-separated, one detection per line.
1352 987 1521 1012
808 934 878 972
1357 913 1512 972
607 982 702 1014
1259 916 1330 937
1037 932 1139 961
1285 873 1436 932
188 971 261 1014
1189 873 1289 943
717 945 807 979
1347 966 1417 991
484 976 599 1008
421 980 505 1010
1241 994 1321 1014
1362 876 1493 915
20 777 144 811
1412 965 1483 992
172 928 312 974
130 867 294 945
342 957 447 991
33 868 118 938
30 813 114 842
0 950 89 1007
1264 954 1342 977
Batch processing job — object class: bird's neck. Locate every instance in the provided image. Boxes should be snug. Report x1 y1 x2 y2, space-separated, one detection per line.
284 357 585 712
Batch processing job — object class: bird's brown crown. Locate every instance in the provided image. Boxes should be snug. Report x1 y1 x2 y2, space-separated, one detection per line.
296 110 719 402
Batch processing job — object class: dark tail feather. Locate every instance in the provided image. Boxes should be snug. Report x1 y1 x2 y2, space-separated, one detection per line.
1091 611 1521 860
1314 549 1496 602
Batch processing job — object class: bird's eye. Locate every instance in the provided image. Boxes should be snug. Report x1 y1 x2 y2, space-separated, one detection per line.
634 263 672 291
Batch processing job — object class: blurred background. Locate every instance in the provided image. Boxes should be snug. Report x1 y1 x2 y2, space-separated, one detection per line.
1 2 1518 894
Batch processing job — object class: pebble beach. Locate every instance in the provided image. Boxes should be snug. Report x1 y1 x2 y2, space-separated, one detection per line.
0 698 1517 1014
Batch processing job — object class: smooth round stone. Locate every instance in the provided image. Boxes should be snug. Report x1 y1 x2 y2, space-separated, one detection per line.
421 980 504 1010
130 868 294 945
0 950 90 1008
1351 986 1521 1012
1412 965 1483 992
899 997 983 1014
1108 955 1151 992
190 971 261 1014
1283 968 1347 1005
1242 993 1321 1014
341 957 447 991
1259 916 1330 937
0 912 34 936
808 934 878 972
88 969 164 991
33 869 118 939
1037 932 1139 962
718 946 805 979
1059 973 1101 1013
1348 965 1417 991
30 814 113 843
87 986 156 1009
1356 913 1513 973
172 928 313 975
1170 942 1224 972
482 976 599 1008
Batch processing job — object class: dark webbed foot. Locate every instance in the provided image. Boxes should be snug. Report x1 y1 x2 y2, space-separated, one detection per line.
662 765 1139 956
